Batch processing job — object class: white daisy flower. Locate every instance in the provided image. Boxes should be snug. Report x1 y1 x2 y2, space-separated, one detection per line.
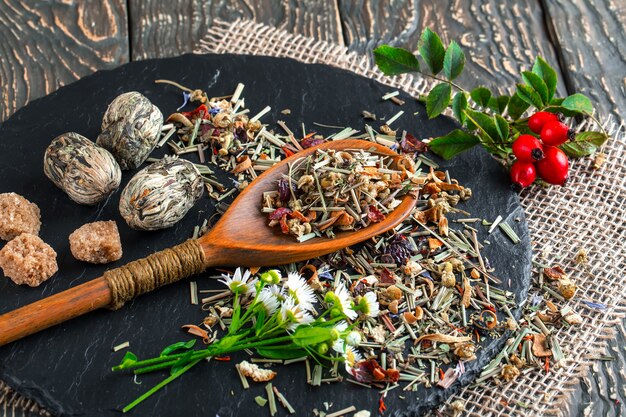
257 287 280 315
332 321 349 353
266 284 286 302
284 271 316 311
357 292 380 318
346 331 362 347
280 296 314 331
334 285 358 320
260 269 282 284
343 345 363 369
218 268 258 295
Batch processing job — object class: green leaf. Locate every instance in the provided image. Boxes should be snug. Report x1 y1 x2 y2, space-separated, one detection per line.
516 84 544 109
291 326 334 347
494 115 510 142
428 129 481 160
256 346 309 360
470 87 492 107
452 92 468 125
419 28 446 75
160 340 196 357
542 105 578 117
507 92 530 120
373 45 420 75
465 109 499 142
170 350 194 376
254 309 266 334
562 93 593 114
443 40 465 80
488 95 510 114
118 351 138 368
549 97 564 106
522 71 549 105
560 131 609 157
426 83 452 119
216 334 245 351
532 56 558 100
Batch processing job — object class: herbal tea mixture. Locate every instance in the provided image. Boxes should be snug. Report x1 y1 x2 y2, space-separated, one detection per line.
261 149 420 240
106 79 586 415
0 55 589 414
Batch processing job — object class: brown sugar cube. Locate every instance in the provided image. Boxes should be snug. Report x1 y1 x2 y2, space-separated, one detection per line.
69 221 122 264
0 233 58 287
0 192 41 241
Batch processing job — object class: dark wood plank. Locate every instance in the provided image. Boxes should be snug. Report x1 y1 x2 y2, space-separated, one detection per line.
338 0 567 94
542 0 625 119
129 0 344 60
0 0 129 122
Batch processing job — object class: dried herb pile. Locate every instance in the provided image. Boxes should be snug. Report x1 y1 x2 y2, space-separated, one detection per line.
111 81 587 416
262 148 420 240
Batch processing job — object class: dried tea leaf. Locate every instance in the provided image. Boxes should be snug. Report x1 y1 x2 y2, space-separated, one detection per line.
531 333 551 357
461 276 471 308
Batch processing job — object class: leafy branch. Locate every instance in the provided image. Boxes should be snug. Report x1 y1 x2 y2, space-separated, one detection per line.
373 29 609 161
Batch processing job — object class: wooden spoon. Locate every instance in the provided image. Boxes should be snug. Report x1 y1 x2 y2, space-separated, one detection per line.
0 139 417 346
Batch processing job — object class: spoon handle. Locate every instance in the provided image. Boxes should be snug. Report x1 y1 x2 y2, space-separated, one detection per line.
0 239 209 347
0 277 112 346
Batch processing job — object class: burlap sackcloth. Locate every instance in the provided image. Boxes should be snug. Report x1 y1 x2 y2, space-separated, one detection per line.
3 18 625 417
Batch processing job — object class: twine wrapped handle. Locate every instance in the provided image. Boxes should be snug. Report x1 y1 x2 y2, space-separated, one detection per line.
104 239 207 310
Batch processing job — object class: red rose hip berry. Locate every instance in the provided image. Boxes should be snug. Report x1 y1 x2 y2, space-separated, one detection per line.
536 146 569 186
528 111 559 134
510 161 537 190
540 121 574 146
512 134 544 162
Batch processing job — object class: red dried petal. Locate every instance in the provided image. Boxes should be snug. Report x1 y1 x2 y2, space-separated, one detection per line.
349 359 399 384
367 205 386 223
269 207 292 220
301 132 324 149
379 268 396 284
182 104 210 120
400 133 428 154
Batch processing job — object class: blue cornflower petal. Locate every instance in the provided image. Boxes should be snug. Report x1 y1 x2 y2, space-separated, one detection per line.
581 300 607 310
176 92 191 111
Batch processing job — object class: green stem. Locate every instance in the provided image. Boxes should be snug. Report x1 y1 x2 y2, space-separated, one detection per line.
583 111 609 137
122 358 202 413
229 292 241 334
113 353 189 372
130 335 295 375
418 71 467 93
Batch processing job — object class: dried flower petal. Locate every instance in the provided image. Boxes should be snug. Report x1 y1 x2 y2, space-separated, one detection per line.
238 360 277 382
348 359 399 383
543 265 567 281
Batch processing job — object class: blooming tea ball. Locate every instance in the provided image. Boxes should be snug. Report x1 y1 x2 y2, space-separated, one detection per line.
96 91 163 170
0 193 41 241
119 156 204 230
44 132 122 205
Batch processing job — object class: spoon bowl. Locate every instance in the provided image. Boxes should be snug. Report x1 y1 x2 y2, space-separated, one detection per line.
201 138 418 266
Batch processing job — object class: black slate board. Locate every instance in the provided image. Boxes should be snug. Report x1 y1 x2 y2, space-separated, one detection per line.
0 54 531 417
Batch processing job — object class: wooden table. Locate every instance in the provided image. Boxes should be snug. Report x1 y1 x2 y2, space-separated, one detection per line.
1 1 624 416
